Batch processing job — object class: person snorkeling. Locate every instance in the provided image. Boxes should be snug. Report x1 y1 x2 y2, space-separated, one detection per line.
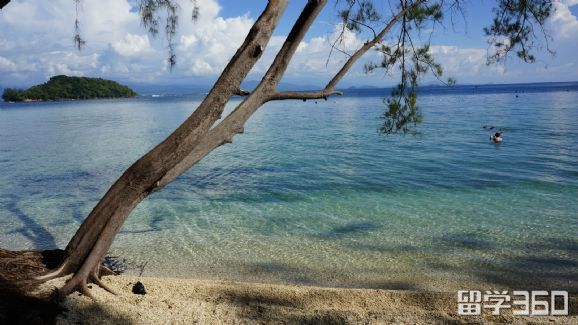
490 132 503 143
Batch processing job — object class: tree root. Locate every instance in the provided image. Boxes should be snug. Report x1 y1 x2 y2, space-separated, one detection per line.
78 281 95 300
58 273 95 300
56 259 120 299
90 272 116 295
97 264 118 277
0 248 122 300
35 261 69 281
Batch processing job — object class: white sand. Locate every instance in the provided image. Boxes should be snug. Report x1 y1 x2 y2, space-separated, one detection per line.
40 275 576 324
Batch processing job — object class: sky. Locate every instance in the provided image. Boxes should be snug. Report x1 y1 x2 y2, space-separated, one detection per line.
0 0 577 89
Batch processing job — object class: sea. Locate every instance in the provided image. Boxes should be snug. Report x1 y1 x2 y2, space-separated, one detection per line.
1 82 577 291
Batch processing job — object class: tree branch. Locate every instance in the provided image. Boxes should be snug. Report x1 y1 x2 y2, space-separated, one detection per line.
330 44 353 58
56 0 291 287
326 0 425 90
260 0 328 89
348 17 377 39
157 0 328 187
0 0 9 10
157 1 421 188
268 89 343 101
234 87 250 96
269 1 423 105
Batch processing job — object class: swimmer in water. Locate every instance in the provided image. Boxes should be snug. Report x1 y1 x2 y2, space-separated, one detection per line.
490 132 503 143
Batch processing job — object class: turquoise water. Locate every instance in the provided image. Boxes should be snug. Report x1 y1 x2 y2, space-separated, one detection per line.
1 83 577 291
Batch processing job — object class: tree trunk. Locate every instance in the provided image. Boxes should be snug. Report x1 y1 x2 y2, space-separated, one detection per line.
34 0 407 298
39 0 290 298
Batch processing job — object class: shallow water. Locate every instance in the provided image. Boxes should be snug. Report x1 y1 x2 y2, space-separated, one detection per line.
1 83 577 290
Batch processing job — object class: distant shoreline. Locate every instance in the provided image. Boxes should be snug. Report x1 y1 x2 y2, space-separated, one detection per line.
3 80 577 98
2 75 137 103
3 96 138 104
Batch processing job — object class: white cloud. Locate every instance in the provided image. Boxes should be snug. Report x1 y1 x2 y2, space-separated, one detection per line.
430 46 486 75
190 59 214 75
0 56 17 72
253 24 372 84
551 0 578 39
0 0 259 85
111 34 152 57
179 35 198 49
177 10 255 77
0 1 576 87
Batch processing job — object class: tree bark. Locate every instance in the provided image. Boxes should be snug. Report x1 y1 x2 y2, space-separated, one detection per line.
156 1 422 186
40 0 290 298
36 0 416 299
158 0 329 187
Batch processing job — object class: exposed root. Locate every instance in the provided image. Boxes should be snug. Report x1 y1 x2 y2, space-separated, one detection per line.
57 259 122 299
79 281 95 300
59 275 95 300
35 261 68 281
90 272 117 295
1 248 122 299
97 264 118 277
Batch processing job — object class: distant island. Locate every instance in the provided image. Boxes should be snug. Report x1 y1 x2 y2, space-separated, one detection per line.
2 75 137 102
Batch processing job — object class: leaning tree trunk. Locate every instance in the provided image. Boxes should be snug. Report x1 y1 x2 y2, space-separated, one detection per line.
33 0 417 298
38 0 291 298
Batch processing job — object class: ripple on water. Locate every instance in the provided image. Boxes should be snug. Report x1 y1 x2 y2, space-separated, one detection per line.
0 87 577 290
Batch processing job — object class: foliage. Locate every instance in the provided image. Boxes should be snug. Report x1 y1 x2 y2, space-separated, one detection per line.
73 0 85 51
337 0 551 134
1 75 137 102
338 0 381 33
60 0 555 133
339 0 449 134
70 0 199 68
138 0 199 68
484 0 554 64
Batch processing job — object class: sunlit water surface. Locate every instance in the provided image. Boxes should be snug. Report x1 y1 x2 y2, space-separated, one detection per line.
1 83 577 291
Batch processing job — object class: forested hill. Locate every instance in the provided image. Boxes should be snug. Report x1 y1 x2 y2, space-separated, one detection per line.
2 75 137 102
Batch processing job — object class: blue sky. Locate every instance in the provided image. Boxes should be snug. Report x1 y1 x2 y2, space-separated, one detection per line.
0 0 577 89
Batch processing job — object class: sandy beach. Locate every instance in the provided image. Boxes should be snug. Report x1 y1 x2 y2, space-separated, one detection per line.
22 275 569 324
